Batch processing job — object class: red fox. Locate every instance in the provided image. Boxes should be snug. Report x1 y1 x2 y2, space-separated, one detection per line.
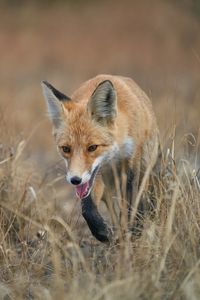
42 75 159 242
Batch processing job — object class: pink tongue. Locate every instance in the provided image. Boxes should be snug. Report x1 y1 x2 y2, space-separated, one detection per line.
75 181 90 199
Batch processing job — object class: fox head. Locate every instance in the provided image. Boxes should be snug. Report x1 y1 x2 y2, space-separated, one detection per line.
42 80 118 199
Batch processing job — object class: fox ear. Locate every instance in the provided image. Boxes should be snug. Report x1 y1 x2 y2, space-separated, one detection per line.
41 81 71 128
88 80 117 125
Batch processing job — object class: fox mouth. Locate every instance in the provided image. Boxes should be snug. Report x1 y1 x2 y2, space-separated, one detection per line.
75 167 99 199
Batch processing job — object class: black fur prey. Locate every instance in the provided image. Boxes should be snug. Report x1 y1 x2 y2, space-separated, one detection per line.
81 194 113 243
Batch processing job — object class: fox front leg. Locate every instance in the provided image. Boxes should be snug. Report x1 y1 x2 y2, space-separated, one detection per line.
81 194 113 243
126 160 141 220
126 161 145 235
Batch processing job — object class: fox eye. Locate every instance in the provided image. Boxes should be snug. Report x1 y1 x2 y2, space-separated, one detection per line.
88 145 98 152
61 146 71 153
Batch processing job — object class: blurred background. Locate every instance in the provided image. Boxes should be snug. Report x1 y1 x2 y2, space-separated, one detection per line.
0 0 200 203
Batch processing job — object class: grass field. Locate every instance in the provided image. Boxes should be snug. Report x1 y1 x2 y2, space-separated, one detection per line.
0 1 200 299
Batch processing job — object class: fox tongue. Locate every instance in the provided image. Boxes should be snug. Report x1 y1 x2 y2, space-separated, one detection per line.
75 181 90 199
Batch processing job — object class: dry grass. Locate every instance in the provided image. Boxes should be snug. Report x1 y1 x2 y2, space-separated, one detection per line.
0 1 200 299
0 121 200 299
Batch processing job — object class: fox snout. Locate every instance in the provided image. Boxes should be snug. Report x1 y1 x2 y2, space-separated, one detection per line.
65 165 100 199
66 171 90 186
66 172 93 199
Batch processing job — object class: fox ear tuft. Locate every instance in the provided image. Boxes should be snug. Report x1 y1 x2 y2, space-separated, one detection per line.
42 81 70 101
41 81 70 128
88 80 117 125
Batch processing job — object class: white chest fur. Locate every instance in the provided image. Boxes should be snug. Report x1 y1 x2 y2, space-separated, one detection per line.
121 137 135 158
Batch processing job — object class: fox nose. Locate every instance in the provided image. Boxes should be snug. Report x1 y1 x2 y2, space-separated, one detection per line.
70 176 82 185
